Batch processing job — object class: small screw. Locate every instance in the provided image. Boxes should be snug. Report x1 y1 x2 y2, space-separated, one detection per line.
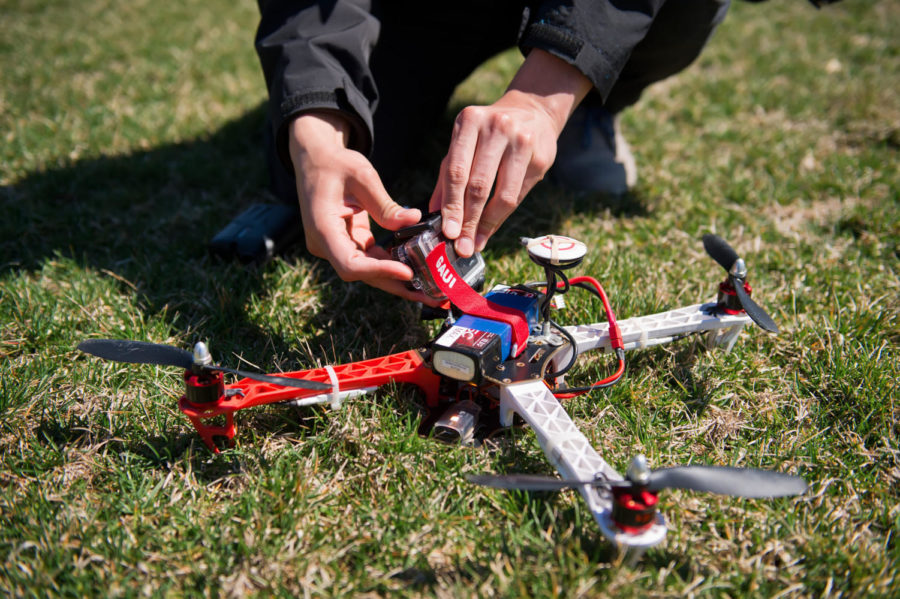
503 378 511 383
516 362 525 367
496 365 505 371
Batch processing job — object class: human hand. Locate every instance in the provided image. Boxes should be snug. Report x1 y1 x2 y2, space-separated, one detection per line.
429 49 592 257
428 94 558 258
288 112 438 304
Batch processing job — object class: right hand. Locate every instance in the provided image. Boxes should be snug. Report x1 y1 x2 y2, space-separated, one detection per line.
288 112 439 304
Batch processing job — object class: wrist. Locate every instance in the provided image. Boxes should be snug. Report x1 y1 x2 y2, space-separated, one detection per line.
504 49 592 134
288 111 352 162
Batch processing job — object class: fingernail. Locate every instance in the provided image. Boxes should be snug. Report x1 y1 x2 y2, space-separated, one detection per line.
474 233 488 252
456 237 474 257
444 217 461 238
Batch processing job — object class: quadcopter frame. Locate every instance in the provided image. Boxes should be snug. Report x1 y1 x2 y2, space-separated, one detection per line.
81 233 789 553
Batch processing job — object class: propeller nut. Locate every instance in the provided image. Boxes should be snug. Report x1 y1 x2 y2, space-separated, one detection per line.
729 258 748 280
626 454 651 486
193 342 213 367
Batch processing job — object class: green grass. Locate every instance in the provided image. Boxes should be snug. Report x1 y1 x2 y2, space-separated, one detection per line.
2 0 898 596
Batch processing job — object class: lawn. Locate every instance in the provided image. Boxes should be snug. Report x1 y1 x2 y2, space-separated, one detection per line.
1 0 898 596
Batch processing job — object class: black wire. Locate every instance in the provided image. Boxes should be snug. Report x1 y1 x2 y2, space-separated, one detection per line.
540 268 556 321
522 277 625 394
557 270 571 294
571 281 602 300
558 364 625 394
557 349 627 394
545 318 579 379
526 279 603 303
522 274 624 394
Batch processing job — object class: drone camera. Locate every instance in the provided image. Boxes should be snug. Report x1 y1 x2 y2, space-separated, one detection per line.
432 400 481 445
390 212 485 300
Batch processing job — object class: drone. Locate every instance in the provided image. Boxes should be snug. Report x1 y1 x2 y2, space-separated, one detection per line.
77 216 805 553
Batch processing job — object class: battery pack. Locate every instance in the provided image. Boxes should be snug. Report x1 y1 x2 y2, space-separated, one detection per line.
431 286 543 382
484 286 542 327
432 315 508 382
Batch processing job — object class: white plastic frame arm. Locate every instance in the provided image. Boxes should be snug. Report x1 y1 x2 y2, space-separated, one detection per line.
498 380 666 549
565 302 751 356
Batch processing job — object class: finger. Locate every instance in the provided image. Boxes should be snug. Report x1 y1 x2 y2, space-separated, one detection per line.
359 245 445 306
347 163 420 231
299 194 350 261
441 109 480 240
457 127 508 257
475 145 531 252
307 206 406 281
348 209 377 251
519 157 550 203
364 242 403 264
335 247 415 282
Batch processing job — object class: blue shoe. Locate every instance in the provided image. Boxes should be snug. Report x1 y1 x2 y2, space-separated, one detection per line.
550 105 637 195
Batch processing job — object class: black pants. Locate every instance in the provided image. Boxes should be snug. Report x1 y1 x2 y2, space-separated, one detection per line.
268 0 730 202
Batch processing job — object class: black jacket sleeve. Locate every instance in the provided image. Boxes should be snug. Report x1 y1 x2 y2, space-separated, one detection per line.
255 1 671 169
520 1 668 102
255 0 379 166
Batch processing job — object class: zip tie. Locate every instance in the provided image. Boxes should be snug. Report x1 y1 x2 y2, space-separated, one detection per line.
637 321 649 349
325 365 341 409
527 235 561 265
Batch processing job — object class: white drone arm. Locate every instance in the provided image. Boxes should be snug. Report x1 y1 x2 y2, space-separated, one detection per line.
498 380 666 549
566 302 751 355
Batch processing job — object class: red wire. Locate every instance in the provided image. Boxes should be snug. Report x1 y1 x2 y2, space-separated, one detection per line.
551 275 625 398
553 358 625 399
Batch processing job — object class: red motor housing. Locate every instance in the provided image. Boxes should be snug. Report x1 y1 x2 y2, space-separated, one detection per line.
611 486 659 534
717 279 752 315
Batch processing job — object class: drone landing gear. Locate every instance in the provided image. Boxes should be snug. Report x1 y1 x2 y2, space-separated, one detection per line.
704 319 748 353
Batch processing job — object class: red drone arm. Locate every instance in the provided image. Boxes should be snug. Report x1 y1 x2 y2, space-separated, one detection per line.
178 350 442 452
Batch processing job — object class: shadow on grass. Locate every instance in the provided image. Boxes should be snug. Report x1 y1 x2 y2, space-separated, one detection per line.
1 103 320 357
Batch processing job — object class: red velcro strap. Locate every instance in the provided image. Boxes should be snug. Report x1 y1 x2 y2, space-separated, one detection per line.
425 242 528 357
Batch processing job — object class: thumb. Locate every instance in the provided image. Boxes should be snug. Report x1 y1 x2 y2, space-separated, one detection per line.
349 167 421 230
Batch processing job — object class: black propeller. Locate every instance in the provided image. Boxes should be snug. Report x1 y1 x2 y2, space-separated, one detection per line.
468 464 807 498
702 234 779 333
77 339 331 391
